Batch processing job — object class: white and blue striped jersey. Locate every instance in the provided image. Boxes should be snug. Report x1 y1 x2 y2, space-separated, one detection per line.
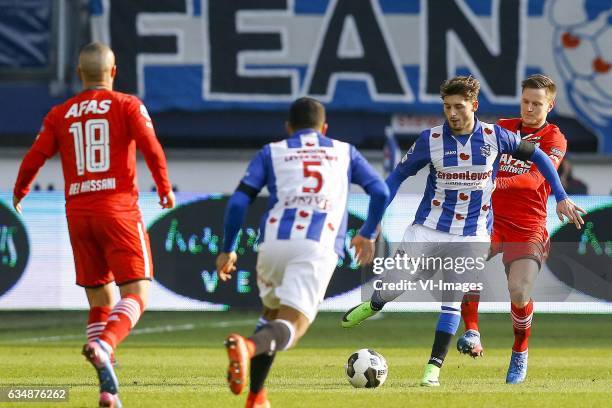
395 119 522 236
241 129 381 256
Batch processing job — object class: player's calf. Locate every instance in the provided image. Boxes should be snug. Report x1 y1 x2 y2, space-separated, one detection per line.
98 294 145 350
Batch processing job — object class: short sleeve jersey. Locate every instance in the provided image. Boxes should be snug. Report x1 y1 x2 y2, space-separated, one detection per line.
31 89 170 217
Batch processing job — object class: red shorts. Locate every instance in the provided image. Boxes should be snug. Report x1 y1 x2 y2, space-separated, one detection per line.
67 215 154 287
491 218 550 268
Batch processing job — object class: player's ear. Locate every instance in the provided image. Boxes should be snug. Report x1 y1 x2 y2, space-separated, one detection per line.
110 65 117 79
472 99 479 112
321 123 328 135
547 98 555 113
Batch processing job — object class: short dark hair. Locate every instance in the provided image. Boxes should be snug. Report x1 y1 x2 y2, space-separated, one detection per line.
288 97 325 129
440 76 480 101
522 74 557 100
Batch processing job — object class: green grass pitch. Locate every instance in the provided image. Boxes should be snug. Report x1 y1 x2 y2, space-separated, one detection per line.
1 311 611 407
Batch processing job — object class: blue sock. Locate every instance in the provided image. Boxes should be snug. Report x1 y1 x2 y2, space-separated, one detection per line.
428 307 461 368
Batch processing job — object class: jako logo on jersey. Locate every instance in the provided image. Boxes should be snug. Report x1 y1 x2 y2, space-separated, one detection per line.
436 170 493 180
444 150 457 156
480 144 491 157
401 143 416 163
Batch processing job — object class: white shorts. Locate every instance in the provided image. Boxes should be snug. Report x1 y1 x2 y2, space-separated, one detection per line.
256 240 339 323
379 224 490 303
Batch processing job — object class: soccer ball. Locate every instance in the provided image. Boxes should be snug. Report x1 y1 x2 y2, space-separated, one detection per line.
345 349 388 388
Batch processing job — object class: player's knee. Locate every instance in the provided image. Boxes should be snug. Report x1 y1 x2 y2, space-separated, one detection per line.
507 284 530 305
118 279 150 306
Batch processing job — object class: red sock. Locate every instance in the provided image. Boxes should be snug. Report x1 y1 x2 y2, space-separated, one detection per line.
99 294 144 350
87 306 111 342
511 300 533 352
461 291 480 332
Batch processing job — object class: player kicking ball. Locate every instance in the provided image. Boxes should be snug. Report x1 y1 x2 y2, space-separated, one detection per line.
216 97 389 407
456 74 582 384
341 76 584 387
13 43 174 407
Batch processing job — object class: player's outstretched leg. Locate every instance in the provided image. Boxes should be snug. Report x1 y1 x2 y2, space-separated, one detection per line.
421 303 461 387
82 340 122 408
341 290 388 328
341 301 379 328
506 350 528 384
457 291 484 357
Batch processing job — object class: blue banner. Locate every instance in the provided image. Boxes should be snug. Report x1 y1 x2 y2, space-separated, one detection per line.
90 0 612 151
0 0 51 68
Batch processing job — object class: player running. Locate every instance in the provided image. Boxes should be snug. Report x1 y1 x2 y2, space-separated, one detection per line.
13 43 174 408
216 97 389 407
456 74 575 384
340 76 584 387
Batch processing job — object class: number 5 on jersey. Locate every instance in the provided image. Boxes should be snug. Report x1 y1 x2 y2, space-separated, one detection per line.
69 119 110 176
303 161 323 193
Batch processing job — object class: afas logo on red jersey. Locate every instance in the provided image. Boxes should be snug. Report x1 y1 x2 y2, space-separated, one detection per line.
64 100 112 119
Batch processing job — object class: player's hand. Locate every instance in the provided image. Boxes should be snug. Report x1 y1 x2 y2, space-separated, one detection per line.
12 196 22 214
556 198 586 229
351 234 375 265
159 191 175 209
216 252 237 281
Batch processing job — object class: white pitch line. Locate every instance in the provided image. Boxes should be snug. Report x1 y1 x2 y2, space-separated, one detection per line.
2 318 256 344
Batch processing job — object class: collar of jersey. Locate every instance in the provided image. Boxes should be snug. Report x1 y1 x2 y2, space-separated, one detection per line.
289 128 324 139
443 118 482 146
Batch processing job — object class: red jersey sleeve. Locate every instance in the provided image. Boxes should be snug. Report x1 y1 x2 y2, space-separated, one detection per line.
539 128 567 169
13 110 59 199
125 97 172 197
31 109 60 158
496 125 567 191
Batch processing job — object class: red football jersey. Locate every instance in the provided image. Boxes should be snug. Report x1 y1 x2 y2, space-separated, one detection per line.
492 118 567 224
14 89 171 217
